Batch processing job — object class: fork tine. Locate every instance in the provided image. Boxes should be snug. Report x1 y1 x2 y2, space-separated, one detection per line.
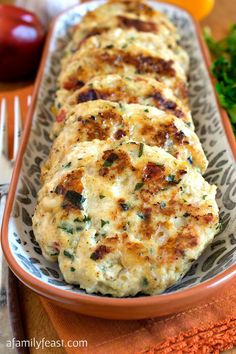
0 98 8 158
13 96 22 162
27 95 32 107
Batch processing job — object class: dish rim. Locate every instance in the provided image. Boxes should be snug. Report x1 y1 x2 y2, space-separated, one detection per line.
1 0 236 308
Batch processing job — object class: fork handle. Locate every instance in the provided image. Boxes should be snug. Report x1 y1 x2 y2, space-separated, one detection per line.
0 194 19 353
0 194 7 305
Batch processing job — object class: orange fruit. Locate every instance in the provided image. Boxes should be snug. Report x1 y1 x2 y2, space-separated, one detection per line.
165 0 215 20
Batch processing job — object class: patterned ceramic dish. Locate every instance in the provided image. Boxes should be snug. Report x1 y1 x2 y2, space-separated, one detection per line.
2 1 236 320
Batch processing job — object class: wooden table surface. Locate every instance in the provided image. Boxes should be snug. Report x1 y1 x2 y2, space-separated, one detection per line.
1 0 236 353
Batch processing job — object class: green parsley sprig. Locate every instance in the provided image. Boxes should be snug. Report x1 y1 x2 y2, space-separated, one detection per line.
204 25 236 136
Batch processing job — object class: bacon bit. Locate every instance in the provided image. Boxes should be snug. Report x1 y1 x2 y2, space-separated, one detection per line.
114 129 126 140
202 213 214 223
175 109 185 118
76 89 98 103
143 162 165 181
56 109 66 123
52 241 60 251
90 245 111 261
118 16 157 32
151 92 184 118
55 184 66 195
174 130 185 145
153 129 169 147
99 167 109 177
178 169 188 176
63 78 84 90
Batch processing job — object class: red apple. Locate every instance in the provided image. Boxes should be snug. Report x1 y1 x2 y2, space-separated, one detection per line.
0 4 45 81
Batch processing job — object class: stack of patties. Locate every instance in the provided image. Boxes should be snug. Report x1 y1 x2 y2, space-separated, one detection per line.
33 0 219 297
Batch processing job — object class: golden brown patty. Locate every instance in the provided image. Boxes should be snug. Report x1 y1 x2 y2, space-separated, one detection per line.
63 0 180 66
58 29 188 102
33 140 219 297
80 0 178 39
55 74 193 129
42 101 207 183
67 28 188 72
64 14 177 60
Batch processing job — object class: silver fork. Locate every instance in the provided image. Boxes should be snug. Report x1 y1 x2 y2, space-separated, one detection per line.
0 96 30 352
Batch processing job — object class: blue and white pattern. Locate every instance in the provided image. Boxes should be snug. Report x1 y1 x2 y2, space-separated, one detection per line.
7 1 236 296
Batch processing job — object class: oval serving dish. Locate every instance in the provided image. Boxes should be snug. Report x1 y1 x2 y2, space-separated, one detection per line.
1 0 236 320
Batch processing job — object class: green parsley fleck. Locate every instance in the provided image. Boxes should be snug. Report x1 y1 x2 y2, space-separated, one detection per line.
134 182 144 191
63 190 86 209
202 195 208 200
99 194 106 199
166 174 175 182
70 267 76 272
144 109 149 113
50 251 59 256
58 222 74 234
103 160 113 167
83 215 91 223
138 143 144 157
142 277 149 286
137 212 146 220
120 203 130 211
90 253 98 261
101 219 110 227
64 162 71 168
73 217 81 222
187 156 193 165
160 201 166 209
204 26 236 135
63 250 74 260
76 226 84 231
